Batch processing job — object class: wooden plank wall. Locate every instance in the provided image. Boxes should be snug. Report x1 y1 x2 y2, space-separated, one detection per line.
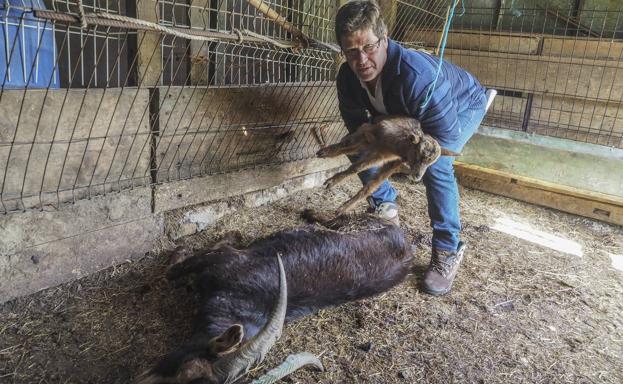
0 89 152 211
0 82 342 212
412 29 623 148
156 82 341 181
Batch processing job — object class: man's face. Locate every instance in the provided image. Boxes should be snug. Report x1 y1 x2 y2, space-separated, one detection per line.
340 28 388 83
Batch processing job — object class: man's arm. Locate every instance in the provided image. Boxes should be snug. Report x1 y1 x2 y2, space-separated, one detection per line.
405 76 460 147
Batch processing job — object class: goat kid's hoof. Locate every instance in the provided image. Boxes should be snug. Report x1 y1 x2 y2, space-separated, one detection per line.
316 148 329 158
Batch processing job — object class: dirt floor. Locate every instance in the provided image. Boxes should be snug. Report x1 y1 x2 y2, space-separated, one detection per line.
1 175 622 384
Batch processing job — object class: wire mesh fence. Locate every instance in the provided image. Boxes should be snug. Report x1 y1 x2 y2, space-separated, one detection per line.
406 2 623 149
1 0 622 214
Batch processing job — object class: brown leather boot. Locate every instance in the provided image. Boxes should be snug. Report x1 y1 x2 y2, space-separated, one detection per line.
423 241 466 296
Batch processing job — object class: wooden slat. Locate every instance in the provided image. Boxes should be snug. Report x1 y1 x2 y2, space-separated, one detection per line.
409 29 623 60
0 89 151 210
444 49 623 103
155 84 341 179
542 36 623 60
410 29 540 54
455 162 623 226
136 1 162 86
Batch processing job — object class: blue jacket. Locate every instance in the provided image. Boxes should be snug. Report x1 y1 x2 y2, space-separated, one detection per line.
337 39 486 147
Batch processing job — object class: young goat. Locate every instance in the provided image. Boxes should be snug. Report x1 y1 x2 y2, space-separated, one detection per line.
316 116 458 215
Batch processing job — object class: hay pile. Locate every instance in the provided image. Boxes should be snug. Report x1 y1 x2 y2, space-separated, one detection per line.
1 175 622 383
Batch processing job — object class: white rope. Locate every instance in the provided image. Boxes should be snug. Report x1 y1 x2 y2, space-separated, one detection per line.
95 12 218 42
238 28 293 49
77 0 88 29
93 12 307 50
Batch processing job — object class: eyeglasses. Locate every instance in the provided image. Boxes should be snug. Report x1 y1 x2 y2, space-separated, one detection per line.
342 38 382 60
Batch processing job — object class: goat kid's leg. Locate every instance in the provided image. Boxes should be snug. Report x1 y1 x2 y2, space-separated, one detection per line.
316 130 369 158
324 154 396 189
337 160 404 214
316 141 361 158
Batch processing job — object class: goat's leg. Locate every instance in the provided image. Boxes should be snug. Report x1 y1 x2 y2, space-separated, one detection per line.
337 159 404 214
316 139 362 158
324 153 399 189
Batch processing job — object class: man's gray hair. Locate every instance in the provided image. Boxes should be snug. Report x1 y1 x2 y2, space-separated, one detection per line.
335 0 387 46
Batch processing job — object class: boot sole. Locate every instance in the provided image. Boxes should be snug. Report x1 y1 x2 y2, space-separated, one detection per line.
422 283 453 296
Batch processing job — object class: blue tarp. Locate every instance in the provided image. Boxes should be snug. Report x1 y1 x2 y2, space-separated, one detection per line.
0 0 59 88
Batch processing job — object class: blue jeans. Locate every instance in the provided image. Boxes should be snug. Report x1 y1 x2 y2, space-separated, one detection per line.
351 95 487 251
424 100 487 252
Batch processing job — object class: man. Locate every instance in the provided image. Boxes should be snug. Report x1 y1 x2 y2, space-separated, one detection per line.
334 0 488 295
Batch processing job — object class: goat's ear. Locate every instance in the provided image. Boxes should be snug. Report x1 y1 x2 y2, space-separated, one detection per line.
440 148 460 156
409 132 421 144
208 324 245 357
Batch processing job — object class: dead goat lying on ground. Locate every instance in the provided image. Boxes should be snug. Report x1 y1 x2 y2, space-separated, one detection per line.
139 210 413 384
316 115 458 214
139 255 321 384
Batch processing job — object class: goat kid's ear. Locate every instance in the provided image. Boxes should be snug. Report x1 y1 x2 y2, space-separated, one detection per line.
440 148 461 157
208 324 245 357
408 132 421 144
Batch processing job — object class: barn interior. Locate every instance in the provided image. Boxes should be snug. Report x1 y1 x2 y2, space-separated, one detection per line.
1 0 622 383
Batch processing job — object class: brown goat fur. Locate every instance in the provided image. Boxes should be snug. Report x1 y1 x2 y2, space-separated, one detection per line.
316 116 458 214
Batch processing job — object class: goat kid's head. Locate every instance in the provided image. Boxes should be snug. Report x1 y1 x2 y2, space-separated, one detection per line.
138 255 288 384
407 132 460 182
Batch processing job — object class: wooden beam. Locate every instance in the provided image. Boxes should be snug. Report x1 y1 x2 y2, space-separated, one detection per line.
136 1 162 86
455 162 623 226
412 29 623 60
443 48 623 103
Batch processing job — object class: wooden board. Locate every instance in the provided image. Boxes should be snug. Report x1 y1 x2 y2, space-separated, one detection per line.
136 0 162 86
542 37 623 60
444 49 623 103
455 162 623 227
411 29 623 60
410 29 540 54
0 89 152 210
155 83 340 180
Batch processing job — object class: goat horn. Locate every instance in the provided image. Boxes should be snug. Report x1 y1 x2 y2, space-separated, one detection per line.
212 253 287 384
250 352 324 384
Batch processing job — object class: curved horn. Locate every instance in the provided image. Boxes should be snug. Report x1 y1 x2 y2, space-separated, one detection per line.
212 253 288 384
250 352 324 384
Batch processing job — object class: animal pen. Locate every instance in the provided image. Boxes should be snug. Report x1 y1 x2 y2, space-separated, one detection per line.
1 0 622 383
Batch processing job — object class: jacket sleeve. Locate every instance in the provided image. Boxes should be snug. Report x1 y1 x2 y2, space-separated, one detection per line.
336 64 368 132
405 75 460 146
